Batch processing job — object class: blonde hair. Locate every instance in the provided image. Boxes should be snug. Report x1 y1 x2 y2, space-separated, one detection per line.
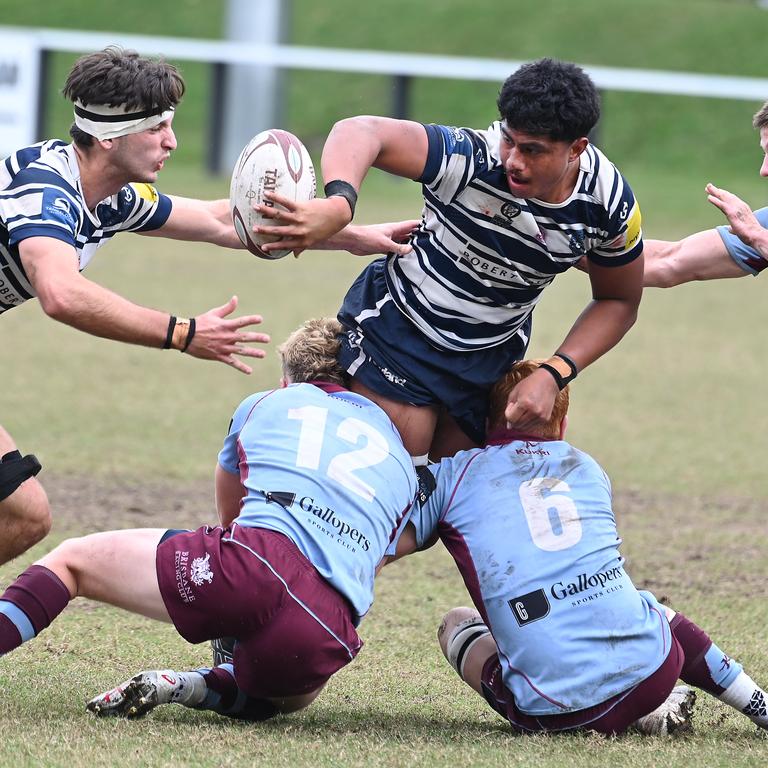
277 317 347 386
487 359 570 440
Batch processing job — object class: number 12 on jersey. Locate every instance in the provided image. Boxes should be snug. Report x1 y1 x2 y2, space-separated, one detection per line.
288 405 390 502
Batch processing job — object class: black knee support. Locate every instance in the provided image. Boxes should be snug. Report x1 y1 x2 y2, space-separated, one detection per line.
0 450 42 502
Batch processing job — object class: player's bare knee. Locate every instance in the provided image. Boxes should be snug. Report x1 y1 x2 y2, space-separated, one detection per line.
37 534 88 579
2 479 51 547
269 685 324 714
23 480 51 541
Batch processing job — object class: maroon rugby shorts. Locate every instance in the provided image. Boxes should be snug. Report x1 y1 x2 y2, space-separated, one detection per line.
156 524 363 698
480 633 685 734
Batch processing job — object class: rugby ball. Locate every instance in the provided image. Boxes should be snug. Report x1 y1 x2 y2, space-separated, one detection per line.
230 129 316 260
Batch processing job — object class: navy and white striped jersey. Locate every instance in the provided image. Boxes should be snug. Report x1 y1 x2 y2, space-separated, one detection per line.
0 140 172 314
385 122 643 351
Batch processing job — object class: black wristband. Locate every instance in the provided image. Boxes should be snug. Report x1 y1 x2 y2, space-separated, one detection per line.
181 317 196 353
323 179 358 219
164 315 177 349
553 351 579 379
539 363 567 390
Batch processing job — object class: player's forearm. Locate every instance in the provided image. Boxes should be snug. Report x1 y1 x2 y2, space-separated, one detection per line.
39 275 172 348
643 233 746 287
159 196 242 248
555 297 639 372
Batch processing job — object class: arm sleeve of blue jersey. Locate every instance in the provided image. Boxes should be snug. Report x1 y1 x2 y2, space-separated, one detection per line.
406 464 448 548
418 124 490 204
216 394 260 474
588 176 643 268
716 205 768 276
121 183 172 232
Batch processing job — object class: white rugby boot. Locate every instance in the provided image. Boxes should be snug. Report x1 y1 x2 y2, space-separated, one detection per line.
86 669 205 718
632 685 696 736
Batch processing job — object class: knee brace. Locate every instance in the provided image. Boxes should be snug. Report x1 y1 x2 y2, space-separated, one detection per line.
445 616 491 680
0 451 42 502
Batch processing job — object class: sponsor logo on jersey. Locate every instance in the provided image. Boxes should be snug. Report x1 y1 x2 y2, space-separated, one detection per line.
130 183 159 203
568 232 587 256
461 251 514 279
500 201 522 220
264 490 297 507
52 197 70 214
300 495 371 552
451 127 466 144
508 588 550 626
515 441 550 457
550 565 625 604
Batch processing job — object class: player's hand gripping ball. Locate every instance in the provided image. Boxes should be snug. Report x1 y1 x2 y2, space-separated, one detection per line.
230 129 316 259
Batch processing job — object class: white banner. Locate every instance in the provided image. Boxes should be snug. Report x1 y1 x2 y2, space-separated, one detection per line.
0 33 40 158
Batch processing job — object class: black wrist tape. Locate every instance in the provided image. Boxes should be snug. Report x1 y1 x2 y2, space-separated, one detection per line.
164 315 177 349
181 317 196 353
323 179 358 219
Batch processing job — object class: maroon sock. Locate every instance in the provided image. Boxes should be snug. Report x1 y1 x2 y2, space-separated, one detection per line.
203 666 240 710
0 564 71 654
669 611 724 695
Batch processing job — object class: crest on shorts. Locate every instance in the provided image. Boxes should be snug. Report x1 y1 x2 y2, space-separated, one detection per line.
190 553 214 586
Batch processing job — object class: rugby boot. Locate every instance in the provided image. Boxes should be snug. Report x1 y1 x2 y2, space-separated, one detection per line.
86 669 198 718
632 685 696 736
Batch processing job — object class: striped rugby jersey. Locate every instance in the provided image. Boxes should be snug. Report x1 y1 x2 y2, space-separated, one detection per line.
385 122 643 351
0 140 172 314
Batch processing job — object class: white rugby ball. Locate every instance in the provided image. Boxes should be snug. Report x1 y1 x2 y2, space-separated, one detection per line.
230 129 316 260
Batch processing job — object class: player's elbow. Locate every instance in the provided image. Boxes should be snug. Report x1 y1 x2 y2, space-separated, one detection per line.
642 240 685 288
35 280 78 322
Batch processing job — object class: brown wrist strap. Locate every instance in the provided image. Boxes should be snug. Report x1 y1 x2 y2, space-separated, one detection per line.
540 354 578 390
171 318 190 351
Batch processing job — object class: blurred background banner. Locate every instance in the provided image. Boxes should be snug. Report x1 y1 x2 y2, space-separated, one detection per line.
0 31 40 156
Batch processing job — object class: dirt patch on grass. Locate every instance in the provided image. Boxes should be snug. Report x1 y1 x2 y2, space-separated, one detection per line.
44 472 218 534
37 473 768 603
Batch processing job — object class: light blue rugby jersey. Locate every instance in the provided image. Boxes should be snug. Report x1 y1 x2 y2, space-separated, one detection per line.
408 432 670 715
0 140 172 313
385 122 643 351
218 382 418 623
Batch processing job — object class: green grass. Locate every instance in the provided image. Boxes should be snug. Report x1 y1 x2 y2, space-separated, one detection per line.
1 2 768 766
2 494 767 768
3 0 768 188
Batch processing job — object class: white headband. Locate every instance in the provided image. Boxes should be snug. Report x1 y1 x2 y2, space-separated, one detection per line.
73 100 174 140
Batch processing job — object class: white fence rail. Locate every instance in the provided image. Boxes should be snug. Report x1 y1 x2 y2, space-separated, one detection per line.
13 26 768 101
3 26 767 170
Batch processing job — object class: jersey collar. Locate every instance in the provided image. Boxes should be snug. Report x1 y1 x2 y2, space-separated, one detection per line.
486 427 558 446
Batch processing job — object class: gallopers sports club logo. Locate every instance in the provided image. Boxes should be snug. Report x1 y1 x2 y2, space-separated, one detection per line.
508 589 550 626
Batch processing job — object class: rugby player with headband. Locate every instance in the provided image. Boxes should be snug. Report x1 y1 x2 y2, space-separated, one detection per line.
0 46 416 567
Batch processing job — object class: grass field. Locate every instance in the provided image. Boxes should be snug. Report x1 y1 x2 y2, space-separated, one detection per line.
2 1 768 766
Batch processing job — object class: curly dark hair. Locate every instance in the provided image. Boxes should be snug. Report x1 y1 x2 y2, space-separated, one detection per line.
497 58 600 142
63 46 185 147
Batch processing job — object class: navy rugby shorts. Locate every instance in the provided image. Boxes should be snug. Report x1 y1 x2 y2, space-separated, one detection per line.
338 258 531 444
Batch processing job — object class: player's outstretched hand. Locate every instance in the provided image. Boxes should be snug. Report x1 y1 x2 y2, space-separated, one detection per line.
504 367 560 433
185 296 270 374
333 220 421 256
255 193 352 255
706 182 764 249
